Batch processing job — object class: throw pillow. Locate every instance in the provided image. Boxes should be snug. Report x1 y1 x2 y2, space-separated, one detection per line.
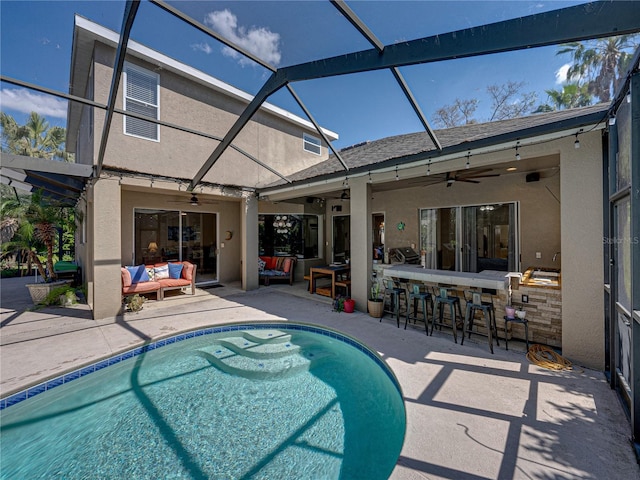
121 267 132 288
145 266 155 281
168 262 183 279
283 258 292 274
258 258 266 273
154 264 170 280
126 265 149 284
265 257 277 270
183 262 194 281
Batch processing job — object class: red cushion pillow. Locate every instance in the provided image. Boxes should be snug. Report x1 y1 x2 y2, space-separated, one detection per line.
121 267 132 288
182 262 195 281
283 258 293 273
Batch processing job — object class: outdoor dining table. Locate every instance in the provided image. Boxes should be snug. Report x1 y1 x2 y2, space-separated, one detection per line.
309 264 350 298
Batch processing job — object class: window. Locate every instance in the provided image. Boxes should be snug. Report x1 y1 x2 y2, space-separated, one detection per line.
420 203 518 272
303 133 321 155
123 64 159 141
259 214 319 258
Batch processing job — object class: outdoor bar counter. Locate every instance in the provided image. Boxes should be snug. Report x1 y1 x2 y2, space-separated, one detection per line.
380 263 562 348
382 265 509 291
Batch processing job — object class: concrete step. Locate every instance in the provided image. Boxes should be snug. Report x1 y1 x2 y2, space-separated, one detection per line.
195 329 333 380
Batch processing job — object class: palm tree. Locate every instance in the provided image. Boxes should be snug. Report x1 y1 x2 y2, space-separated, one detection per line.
0 111 66 160
557 35 638 103
25 190 62 281
535 83 593 112
0 194 45 278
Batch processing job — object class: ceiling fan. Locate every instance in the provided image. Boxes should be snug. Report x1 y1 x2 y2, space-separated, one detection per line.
167 193 219 206
411 169 500 188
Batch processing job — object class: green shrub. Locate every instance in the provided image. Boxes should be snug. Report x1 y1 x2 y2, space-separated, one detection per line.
1 268 20 278
40 285 76 306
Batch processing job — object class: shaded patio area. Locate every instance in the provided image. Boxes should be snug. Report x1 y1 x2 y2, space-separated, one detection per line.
1 276 638 479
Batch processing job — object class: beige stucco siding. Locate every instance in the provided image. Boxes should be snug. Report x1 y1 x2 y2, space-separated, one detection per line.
368 155 562 272
90 43 328 187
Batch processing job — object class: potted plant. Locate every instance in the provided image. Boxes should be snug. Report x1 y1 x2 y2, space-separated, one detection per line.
368 281 384 318
333 295 346 313
125 294 146 313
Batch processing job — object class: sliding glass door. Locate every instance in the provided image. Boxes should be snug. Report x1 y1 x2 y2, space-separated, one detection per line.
420 202 518 273
134 209 218 284
333 215 350 263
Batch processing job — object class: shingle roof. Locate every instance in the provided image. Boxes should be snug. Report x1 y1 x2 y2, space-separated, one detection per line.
268 103 609 188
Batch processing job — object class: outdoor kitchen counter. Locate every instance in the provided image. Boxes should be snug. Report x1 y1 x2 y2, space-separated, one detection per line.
382 265 509 291
380 264 562 347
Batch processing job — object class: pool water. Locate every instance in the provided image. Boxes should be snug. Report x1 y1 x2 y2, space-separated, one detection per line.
1 326 405 479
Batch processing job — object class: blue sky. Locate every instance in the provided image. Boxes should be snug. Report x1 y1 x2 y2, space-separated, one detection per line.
0 0 597 149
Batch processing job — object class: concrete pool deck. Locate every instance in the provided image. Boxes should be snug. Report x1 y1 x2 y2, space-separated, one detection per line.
1 276 638 479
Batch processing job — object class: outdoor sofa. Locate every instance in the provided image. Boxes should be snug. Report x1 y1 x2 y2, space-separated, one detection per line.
258 256 297 285
121 261 197 300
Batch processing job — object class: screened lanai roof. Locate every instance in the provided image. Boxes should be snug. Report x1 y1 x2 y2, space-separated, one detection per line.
1 0 640 202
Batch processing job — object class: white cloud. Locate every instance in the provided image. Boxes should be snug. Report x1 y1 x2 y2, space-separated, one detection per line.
555 64 570 84
0 88 67 118
204 9 281 66
191 42 213 54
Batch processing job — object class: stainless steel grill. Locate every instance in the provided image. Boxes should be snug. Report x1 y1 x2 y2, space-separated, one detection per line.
392 247 420 264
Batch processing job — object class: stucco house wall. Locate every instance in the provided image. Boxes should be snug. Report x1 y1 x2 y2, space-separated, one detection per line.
90 42 330 188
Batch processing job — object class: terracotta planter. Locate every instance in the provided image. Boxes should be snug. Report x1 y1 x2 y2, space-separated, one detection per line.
368 299 384 318
344 298 355 313
505 305 516 319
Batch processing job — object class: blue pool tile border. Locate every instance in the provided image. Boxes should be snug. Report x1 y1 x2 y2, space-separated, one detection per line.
1 323 402 411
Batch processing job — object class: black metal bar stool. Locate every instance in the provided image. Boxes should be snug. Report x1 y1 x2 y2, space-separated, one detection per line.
405 283 432 334
431 286 463 343
504 313 529 351
382 278 407 328
461 290 499 354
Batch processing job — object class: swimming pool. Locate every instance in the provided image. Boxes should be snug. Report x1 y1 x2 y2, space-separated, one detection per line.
1 323 406 479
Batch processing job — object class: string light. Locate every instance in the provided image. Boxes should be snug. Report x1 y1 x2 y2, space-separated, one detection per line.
427 160 431 176
465 152 471 169
515 144 521 161
368 171 372 183
395 165 399 181
574 133 580 149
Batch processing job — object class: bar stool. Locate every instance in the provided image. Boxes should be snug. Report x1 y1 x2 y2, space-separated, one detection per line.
461 290 499 354
405 283 432 334
382 278 407 328
431 286 463 343
504 313 529 351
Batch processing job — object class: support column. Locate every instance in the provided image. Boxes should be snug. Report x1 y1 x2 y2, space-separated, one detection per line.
561 132 605 369
91 178 123 320
242 193 259 291
350 177 372 312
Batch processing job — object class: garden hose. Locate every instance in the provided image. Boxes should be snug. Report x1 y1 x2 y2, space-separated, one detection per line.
526 344 573 371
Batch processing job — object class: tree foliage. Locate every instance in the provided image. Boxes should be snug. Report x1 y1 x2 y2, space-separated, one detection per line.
486 81 537 122
0 111 67 160
557 35 638 103
1 188 76 280
535 83 592 112
433 99 478 128
432 81 536 128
